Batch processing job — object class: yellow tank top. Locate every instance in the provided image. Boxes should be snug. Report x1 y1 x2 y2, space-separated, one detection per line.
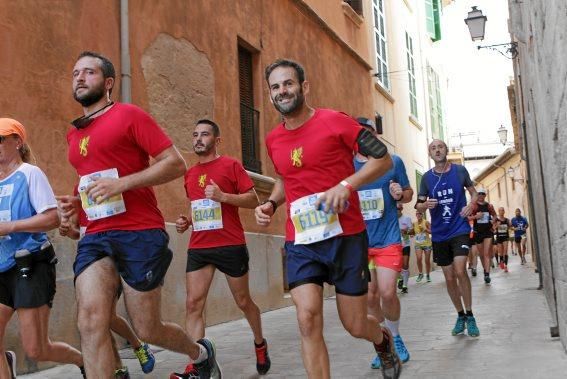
413 220 431 247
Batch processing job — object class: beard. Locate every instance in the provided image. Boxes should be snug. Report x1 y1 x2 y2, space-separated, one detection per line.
73 83 106 107
272 89 305 116
193 142 214 155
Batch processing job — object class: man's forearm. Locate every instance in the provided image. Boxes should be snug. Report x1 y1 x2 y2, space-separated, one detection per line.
268 178 286 206
223 191 259 209
122 147 186 191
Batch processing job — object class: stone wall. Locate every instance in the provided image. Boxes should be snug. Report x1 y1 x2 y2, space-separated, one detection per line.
508 0 567 350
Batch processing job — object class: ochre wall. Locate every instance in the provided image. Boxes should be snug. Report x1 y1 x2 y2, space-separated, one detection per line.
0 0 373 373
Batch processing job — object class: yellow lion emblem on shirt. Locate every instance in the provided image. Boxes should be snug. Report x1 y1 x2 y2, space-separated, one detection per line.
291 147 303 168
79 136 90 157
198 174 207 188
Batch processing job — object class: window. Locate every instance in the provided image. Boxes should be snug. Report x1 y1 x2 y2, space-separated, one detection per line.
344 0 363 15
511 176 516 191
406 32 418 118
497 182 501 198
425 0 442 41
372 0 390 89
427 64 444 140
238 45 262 173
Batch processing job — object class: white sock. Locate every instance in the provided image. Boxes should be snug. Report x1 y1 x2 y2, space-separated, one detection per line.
191 343 208 364
385 319 400 337
402 269 409 287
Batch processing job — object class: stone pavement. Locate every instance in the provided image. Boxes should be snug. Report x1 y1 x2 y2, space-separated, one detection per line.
22 254 567 378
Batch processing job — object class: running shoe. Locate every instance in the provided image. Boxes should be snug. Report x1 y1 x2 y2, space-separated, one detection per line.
370 355 382 369
5 351 15 379
393 335 410 363
134 342 155 373
471 268 477 277
499 261 505 270
401 286 408 294
466 316 480 337
416 273 423 282
115 367 131 379
255 339 271 375
504 264 509 273
451 315 466 335
170 339 222 379
375 327 402 379
397 278 403 290
426 274 431 282
484 273 491 284
170 363 195 379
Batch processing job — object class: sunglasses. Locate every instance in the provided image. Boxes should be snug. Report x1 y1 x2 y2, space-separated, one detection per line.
0 135 16 144
71 101 114 129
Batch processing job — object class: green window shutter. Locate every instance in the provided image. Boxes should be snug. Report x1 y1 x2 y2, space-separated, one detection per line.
416 170 423 192
433 0 442 41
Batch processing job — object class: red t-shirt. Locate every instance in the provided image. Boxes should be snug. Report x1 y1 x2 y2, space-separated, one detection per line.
184 156 254 249
67 103 172 234
266 108 366 241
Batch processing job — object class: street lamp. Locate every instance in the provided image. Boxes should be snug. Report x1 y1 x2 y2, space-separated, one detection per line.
507 166 525 184
497 125 508 145
464 6 518 59
464 6 487 41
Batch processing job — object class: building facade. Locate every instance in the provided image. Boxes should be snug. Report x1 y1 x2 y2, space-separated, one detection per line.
507 0 567 350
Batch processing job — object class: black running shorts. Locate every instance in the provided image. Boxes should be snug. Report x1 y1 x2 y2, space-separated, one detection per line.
186 244 249 278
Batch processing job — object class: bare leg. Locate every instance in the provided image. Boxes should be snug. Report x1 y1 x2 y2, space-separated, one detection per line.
185 265 216 340
453 257 472 310
367 269 383 323
416 249 423 274
0 304 15 378
440 264 464 312
376 267 400 322
226 273 264 344
290 284 329 379
425 250 432 275
123 283 201 360
18 305 83 366
76 257 119 377
336 293 384 343
110 299 142 349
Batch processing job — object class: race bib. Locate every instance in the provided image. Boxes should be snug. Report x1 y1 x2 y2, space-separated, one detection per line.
415 233 426 243
79 168 126 221
358 189 384 221
290 193 343 245
498 224 508 233
191 199 223 231
478 212 490 224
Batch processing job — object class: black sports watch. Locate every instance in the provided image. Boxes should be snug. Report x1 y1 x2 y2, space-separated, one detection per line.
261 199 278 212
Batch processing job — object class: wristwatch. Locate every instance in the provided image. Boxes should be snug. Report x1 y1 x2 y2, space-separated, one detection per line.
261 199 278 212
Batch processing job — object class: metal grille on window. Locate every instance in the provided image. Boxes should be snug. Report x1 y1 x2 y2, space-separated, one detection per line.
238 46 262 173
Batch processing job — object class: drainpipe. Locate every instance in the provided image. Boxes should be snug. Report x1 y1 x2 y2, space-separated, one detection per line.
120 0 132 103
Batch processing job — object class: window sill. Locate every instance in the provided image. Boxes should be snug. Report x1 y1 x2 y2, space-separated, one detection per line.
409 115 423 130
374 82 395 103
341 2 364 27
246 170 276 194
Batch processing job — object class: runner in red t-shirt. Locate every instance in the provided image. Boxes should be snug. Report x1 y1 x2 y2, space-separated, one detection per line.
58 51 220 378
171 119 270 377
57 188 155 377
255 59 401 379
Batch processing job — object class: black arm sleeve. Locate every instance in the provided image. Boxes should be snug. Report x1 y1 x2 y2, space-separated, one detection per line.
357 129 388 159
